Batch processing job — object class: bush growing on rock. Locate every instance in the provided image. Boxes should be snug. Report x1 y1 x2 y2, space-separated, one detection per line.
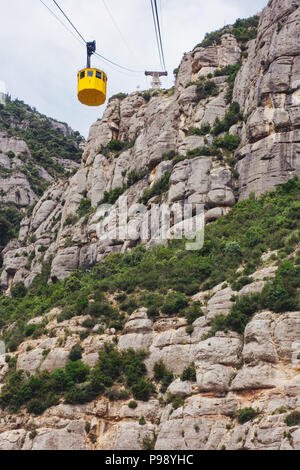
237 407 258 424
195 79 219 101
212 102 243 135
231 276 252 291
139 172 171 204
261 260 299 313
128 400 137 409
196 16 259 48
167 393 185 410
77 198 92 218
0 344 154 414
213 133 241 151
0 202 23 249
185 302 203 324
181 363 196 382
284 411 300 427
69 344 83 361
161 292 189 315
65 360 90 383
131 379 154 401
188 123 211 136
153 360 173 392
10 282 27 298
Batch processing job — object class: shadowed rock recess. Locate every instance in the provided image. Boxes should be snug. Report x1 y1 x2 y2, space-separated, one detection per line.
0 0 299 450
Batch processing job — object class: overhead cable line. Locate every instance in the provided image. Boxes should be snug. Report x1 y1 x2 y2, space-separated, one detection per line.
50 0 144 74
153 0 166 71
150 0 167 71
39 0 85 46
100 0 136 58
150 0 164 70
52 0 87 44
94 51 143 74
154 0 166 71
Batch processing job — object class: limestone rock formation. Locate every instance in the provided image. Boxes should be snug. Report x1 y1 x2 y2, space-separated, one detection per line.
0 0 299 451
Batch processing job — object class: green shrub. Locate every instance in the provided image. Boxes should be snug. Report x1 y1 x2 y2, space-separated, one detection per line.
263 284 297 312
185 302 203 324
0 202 23 248
64 214 78 227
109 93 128 101
139 416 146 425
99 187 125 205
82 317 97 328
107 139 126 152
212 102 243 135
139 172 171 204
10 282 27 298
24 324 37 337
185 324 194 335
131 379 154 401
213 133 241 151
65 360 90 383
284 411 300 427
77 198 92 218
193 79 218 101
128 400 138 409
75 296 89 314
163 149 176 160
231 276 252 291
197 16 259 48
181 363 196 382
142 434 157 450
153 360 173 392
69 344 83 361
167 393 185 410
161 293 189 315
226 293 260 334
188 123 211 136
126 168 148 188
237 407 258 424
27 398 54 415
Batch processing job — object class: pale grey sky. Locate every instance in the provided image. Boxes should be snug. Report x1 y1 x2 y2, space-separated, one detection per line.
0 0 268 137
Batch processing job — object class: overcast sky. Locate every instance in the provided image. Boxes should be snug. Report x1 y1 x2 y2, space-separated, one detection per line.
0 0 268 137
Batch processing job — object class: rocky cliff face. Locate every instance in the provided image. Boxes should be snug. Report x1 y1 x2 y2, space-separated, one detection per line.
0 0 299 451
1 0 299 291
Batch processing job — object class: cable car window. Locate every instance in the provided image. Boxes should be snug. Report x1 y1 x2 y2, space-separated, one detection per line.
80 71 85 79
96 71 102 79
87 71 94 77
103 75 106 82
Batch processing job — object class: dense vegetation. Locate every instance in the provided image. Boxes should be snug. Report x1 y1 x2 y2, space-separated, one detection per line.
0 344 153 414
98 167 148 206
0 98 84 246
197 16 259 48
0 99 84 173
99 138 135 158
0 202 23 253
0 177 299 339
139 172 171 204
0 178 299 413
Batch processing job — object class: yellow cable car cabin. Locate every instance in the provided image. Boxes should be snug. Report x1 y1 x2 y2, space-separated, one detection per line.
77 68 107 106
77 40 107 107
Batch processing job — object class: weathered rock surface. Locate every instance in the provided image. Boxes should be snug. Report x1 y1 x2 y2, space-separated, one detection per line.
233 0 300 199
0 305 299 450
0 0 299 452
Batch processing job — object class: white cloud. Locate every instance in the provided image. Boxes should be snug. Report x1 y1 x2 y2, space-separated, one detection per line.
0 0 268 137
